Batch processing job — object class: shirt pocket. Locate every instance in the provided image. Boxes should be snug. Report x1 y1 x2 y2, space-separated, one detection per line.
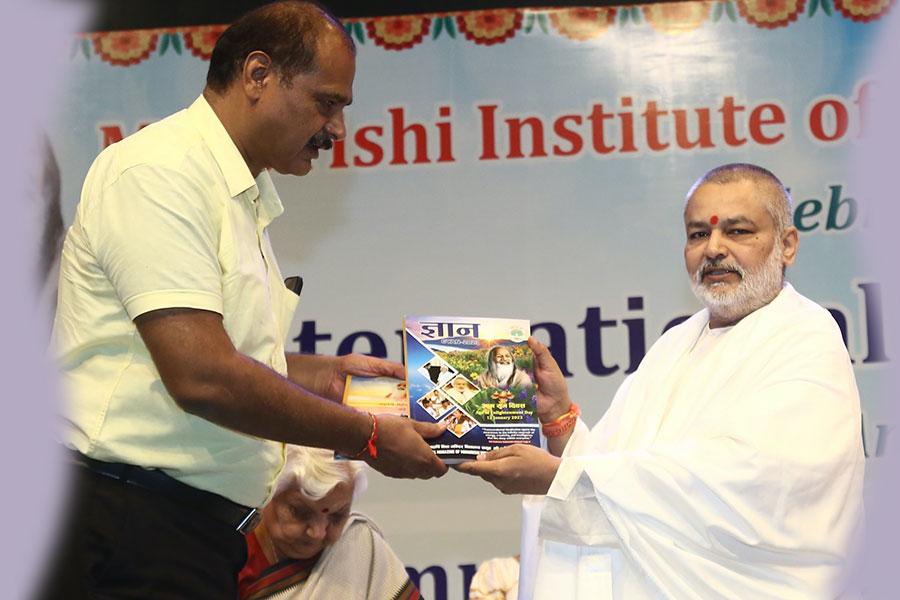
276 283 300 344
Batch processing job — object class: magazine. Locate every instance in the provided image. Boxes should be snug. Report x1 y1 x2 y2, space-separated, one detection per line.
338 375 410 461
341 375 409 418
404 315 540 463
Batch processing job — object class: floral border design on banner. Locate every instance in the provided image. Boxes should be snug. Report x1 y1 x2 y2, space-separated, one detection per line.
833 0 893 21
183 25 227 60
736 0 806 28
456 9 523 45
73 2 891 67
549 8 617 40
366 15 432 50
643 1 713 33
91 30 159 66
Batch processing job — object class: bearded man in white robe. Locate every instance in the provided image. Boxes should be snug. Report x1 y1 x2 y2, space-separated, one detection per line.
458 163 864 599
477 345 533 390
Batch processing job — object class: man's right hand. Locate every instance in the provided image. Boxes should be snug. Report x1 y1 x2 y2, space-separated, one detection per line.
365 415 448 479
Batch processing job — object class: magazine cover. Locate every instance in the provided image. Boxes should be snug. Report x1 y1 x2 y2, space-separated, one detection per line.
404 316 540 463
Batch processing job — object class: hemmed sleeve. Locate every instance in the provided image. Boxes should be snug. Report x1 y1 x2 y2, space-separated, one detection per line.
87 163 224 320
124 289 223 321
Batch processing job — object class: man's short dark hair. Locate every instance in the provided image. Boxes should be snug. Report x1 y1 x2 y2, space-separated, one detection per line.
206 1 354 93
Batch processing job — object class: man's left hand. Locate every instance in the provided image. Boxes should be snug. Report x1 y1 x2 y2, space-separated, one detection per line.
287 353 405 402
455 444 561 495
322 354 405 401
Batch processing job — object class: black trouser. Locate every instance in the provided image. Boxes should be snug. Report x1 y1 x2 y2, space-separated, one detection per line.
36 461 248 600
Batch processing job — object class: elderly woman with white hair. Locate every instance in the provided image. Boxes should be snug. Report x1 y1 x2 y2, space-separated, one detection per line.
238 446 419 600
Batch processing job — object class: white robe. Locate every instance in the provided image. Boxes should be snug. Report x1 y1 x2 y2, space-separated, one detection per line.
525 285 864 599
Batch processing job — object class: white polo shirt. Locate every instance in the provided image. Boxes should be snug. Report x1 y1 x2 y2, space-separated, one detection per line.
54 96 298 507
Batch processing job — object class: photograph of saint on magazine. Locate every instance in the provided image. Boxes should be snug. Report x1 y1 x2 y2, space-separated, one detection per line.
404 316 540 464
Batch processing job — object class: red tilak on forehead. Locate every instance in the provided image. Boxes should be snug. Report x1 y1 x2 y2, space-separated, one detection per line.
710 215 719 225
322 508 329 513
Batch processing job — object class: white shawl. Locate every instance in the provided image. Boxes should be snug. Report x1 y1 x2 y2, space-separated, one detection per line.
527 285 864 600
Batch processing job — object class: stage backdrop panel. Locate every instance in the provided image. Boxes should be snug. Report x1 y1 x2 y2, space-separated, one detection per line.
51 4 892 598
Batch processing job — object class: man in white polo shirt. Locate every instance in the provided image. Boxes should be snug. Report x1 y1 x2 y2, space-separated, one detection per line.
43 2 446 598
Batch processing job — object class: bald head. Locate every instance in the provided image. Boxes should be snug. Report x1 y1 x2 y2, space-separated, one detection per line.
206 1 354 93
685 163 793 236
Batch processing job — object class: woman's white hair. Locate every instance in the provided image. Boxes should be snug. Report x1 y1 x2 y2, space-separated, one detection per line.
273 445 368 501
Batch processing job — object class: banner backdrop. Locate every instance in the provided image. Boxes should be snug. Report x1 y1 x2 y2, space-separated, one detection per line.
50 4 893 598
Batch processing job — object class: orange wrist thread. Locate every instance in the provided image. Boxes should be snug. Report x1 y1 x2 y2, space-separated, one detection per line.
541 403 580 438
352 413 379 459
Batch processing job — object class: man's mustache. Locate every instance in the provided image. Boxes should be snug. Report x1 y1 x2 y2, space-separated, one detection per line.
696 260 745 281
308 130 335 150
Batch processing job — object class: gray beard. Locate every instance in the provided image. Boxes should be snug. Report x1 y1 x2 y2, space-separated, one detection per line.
493 363 514 382
690 243 785 326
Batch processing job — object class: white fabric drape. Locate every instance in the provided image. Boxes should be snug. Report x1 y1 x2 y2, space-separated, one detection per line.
524 286 864 600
